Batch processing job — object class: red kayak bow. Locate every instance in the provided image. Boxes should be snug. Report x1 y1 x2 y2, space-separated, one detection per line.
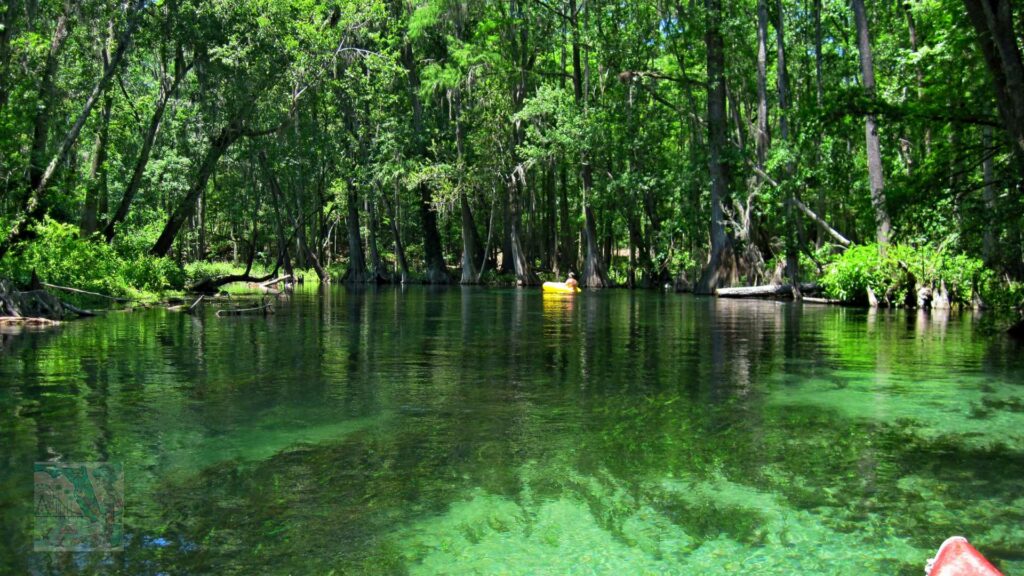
926 536 1003 576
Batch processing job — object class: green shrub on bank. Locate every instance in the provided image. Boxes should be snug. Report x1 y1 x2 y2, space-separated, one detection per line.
818 243 1019 308
0 218 185 296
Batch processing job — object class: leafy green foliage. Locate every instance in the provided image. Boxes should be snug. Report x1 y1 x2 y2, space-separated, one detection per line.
818 243 1018 308
0 219 184 296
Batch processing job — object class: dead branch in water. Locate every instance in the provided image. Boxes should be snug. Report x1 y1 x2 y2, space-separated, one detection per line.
0 316 60 327
40 282 134 302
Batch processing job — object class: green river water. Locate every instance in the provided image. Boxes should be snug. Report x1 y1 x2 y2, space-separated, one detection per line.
2 287 1023 575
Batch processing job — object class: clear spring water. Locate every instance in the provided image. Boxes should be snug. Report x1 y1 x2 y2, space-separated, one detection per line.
2 287 1023 574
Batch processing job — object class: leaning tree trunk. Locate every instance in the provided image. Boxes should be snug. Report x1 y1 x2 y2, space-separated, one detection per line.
103 60 187 241
2 4 143 258
151 121 241 256
963 0 1024 177
852 0 893 247
27 9 72 195
696 0 738 294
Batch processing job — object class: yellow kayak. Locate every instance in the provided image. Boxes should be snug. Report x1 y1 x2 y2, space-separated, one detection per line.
542 281 581 294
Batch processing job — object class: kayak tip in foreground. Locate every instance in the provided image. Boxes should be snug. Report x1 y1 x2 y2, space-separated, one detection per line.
926 536 1003 576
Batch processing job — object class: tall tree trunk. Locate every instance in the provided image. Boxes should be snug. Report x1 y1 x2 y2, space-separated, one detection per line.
453 91 483 284
460 194 481 284
963 0 1024 177
400 42 448 284
696 0 737 294
852 0 893 247
569 0 609 288
983 126 999 266
293 179 309 269
776 0 800 297
80 93 112 237
904 1 930 156
345 185 367 284
365 191 388 283
558 163 575 273
545 164 558 272
499 191 515 274
814 0 823 105
269 178 294 281
508 174 540 285
503 0 540 286
756 0 770 167
385 182 411 284
775 1 790 144
197 183 206 260
0 0 19 110
150 121 241 256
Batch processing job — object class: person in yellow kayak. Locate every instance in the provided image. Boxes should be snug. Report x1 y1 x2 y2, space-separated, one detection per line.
564 272 579 289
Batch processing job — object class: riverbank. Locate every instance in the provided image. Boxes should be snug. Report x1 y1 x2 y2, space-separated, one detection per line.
1 221 1021 332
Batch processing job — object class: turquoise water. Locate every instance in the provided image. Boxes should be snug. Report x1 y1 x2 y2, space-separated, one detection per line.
1 287 1023 574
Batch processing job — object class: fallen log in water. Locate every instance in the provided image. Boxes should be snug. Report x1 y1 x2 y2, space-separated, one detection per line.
215 302 274 317
716 283 818 298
